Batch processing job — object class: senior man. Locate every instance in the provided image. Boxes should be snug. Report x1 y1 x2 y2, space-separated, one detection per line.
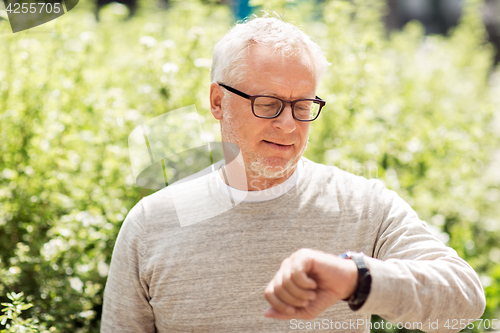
101 17 485 332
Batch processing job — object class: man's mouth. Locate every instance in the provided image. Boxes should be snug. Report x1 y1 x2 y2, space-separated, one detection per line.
263 140 291 146
263 140 293 150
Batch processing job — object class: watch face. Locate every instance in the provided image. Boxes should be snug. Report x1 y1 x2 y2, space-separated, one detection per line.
339 251 363 259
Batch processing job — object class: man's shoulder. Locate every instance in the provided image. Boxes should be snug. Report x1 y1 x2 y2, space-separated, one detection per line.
132 162 220 229
122 188 178 231
302 157 386 194
140 160 220 207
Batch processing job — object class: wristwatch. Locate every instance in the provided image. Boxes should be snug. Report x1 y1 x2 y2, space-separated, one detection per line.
339 251 372 311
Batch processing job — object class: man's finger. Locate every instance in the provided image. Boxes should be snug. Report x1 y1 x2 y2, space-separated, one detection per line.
281 273 317 302
290 270 318 290
274 280 312 308
263 306 296 320
264 283 296 315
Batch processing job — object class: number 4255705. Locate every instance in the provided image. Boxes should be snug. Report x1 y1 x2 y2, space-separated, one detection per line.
444 318 498 330
5 2 62 14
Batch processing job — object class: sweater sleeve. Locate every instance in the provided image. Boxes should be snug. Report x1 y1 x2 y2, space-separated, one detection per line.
101 200 156 333
357 180 485 333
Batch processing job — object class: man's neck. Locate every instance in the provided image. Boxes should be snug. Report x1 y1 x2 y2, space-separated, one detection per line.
218 162 297 191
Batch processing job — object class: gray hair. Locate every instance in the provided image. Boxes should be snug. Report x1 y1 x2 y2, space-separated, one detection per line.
210 15 330 87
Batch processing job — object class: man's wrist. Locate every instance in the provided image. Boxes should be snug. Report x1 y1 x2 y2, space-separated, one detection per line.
339 252 372 311
341 259 358 300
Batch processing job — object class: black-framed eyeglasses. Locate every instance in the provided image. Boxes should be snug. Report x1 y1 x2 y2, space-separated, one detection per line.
218 83 326 122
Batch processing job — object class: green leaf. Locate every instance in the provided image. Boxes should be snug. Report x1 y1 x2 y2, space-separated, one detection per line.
20 304 33 311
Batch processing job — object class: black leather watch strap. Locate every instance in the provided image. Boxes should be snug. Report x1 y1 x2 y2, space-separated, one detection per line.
339 251 372 311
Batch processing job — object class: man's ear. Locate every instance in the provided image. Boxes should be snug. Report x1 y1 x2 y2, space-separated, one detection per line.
210 82 224 120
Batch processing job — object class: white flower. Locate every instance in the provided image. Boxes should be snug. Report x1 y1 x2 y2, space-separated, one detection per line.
69 277 84 293
161 39 176 49
98 261 109 277
162 62 179 73
42 238 64 260
139 36 157 48
79 31 95 44
194 58 212 68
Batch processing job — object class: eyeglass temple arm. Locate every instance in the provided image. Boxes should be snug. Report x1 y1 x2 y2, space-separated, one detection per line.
218 83 251 99
219 82 324 104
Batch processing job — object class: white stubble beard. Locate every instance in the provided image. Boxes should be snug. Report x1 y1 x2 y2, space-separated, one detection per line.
221 102 308 180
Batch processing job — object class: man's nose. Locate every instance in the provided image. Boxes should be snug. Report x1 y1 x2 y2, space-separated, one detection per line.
272 103 296 133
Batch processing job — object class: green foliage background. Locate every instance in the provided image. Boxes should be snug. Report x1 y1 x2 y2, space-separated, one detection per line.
0 0 499 331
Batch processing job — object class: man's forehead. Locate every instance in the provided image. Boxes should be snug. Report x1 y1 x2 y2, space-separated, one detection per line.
246 43 314 69
254 80 316 97
242 44 316 95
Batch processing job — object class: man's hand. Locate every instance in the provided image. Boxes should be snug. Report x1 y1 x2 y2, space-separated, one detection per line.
264 248 358 320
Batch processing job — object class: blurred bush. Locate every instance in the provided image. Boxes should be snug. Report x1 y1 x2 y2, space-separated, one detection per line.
0 292 53 332
0 1 231 331
0 0 499 332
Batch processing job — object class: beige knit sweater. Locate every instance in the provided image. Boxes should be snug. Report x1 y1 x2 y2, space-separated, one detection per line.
101 157 485 332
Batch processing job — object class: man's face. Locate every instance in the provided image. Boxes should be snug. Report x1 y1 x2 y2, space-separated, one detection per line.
218 44 316 181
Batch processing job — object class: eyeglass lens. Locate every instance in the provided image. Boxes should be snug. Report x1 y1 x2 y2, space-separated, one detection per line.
253 97 320 120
